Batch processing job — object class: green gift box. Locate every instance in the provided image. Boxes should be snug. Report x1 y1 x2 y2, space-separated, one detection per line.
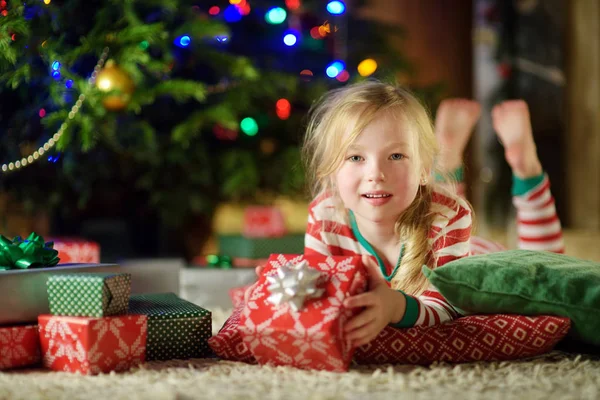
129 293 212 361
47 273 131 317
218 234 305 259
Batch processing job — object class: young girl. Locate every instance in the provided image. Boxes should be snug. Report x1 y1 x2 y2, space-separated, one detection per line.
301 82 566 347
301 81 472 347
246 83 565 348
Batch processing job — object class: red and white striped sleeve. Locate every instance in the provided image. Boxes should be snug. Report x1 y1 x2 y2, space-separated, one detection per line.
305 196 331 256
411 192 473 326
513 175 565 253
304 193 358 257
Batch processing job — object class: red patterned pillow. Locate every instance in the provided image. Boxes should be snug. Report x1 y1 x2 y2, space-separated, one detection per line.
209 309 570 365
354 314 570 365
208 304 256 364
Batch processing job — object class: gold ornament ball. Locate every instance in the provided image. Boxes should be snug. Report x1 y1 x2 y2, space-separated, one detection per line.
95 60 135 112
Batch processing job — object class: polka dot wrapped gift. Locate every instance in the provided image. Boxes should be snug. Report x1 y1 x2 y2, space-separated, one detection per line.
128 293 212 361
46 273 131 317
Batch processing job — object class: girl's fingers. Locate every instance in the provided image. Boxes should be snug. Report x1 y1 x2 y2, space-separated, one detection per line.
346 323 376 344
344 309 376 333
344 292 376 309
255 265 265 277
353 332 377 348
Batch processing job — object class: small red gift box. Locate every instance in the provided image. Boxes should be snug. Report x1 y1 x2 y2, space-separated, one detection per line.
239 254 367 372
51 238 100 264
243 206 286 238
0 324 41 370
38 314 147 375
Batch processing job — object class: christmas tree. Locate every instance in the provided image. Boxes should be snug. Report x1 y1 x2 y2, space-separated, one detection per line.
0 0 433 258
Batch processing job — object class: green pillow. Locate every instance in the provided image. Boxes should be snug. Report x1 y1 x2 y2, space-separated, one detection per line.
422 250 600 345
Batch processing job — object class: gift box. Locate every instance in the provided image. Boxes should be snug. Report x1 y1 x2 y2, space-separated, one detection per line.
239 254 368 372
0 324 41 370
51 237 100 264
243 206 286 238
47 273 131 317
129 293 212 361
229 284 252 308
38 314 147 375
218 234 304 259
1 264 123 325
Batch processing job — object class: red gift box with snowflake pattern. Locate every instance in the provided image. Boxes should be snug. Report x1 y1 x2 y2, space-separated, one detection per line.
239 254 368 372
51 238 100 264
38 314 147 375
0 324 41 370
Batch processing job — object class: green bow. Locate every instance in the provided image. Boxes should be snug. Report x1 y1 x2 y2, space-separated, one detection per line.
0 232 60 271
206 254 233 269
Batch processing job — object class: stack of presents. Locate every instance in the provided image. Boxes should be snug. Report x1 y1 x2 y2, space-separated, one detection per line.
0 233 211 374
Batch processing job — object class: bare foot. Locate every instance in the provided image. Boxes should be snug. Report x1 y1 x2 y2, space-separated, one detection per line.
491 100 542 179
435 99 481 171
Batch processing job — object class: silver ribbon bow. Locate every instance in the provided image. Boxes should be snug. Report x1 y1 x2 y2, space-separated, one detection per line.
266 260 325 312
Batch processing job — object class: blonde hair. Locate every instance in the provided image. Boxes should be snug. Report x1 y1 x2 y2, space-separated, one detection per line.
302 80 463 296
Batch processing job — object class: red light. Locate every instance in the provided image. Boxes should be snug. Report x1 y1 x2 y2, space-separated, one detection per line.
276 98 291 112
299 69 313 82
336 70 350 82
285 0 301 11
276 108 291 120
208 6 220 15
39 109 46 118
239 3 251 15
310 27 323 39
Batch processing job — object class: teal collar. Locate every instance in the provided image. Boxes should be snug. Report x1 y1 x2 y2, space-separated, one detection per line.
348 210 404 282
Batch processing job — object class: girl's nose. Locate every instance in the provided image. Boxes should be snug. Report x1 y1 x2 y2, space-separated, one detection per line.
367 162 386 182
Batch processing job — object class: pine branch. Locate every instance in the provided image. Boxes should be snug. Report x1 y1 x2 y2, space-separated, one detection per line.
153 80 207 102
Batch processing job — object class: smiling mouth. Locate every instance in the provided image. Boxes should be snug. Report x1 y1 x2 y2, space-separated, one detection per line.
362 193 392 198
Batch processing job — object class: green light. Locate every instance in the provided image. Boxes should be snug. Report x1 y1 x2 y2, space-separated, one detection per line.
265 7 287 25
139 41 149 50
240 117 258 136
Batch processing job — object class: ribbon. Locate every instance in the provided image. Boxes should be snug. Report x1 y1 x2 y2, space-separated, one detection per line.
0 232 60 271
266 260 325 312
206 254 233 269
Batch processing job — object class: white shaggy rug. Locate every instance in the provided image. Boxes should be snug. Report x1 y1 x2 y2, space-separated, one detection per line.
1 308 599 400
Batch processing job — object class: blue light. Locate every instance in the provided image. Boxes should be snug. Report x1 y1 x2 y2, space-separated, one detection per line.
215 35 229 43
65 79 73 89
175 35 191 48
327 1 346 15
47 155 61 163
326 60 345 78
283 33 298 46
223 5 242 23
51 61 61 71
52 71 61 80
331 60 345 71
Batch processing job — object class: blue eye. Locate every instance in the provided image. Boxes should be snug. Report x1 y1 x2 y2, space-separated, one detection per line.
390 153 405 160
347 155 363 162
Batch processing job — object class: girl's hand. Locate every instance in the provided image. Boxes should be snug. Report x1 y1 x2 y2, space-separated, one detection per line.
243 265 266 303
343 255 407 347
